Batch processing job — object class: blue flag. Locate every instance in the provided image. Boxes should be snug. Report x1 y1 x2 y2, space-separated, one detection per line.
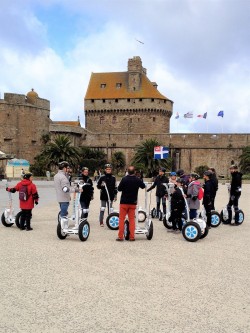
154 146 169 159
218 110 224 117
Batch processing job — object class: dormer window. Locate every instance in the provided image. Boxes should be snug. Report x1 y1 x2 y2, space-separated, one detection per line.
100 83 106 88
116 83 122 88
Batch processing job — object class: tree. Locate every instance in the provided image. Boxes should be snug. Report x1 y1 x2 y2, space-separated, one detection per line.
41 135 80 169
194 165 209 178
132 139 172 176
239 146 250 173
111 151 126 174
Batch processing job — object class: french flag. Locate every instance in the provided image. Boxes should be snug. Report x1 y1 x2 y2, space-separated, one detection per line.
154 146 169 160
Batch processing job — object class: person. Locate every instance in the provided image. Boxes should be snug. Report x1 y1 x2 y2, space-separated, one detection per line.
79 167 94 219
186 173 201 219
176 169 189 194
203 171 215 228
169 171 177 193
116 166 146 241
54 161 81 230
46 170 51 181
226 165 243 224
97 163 117 227
21 168 25 179
93 170 98 182
169 178 185 231
147 167 169 217
66 166 72 185
6 172 39 231
208 167 218 210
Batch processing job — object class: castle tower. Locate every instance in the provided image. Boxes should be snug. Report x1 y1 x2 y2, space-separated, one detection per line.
84 56 173 135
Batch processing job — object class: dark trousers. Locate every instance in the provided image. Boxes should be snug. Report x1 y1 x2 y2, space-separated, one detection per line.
204 204 211 227
170 210 182 230
227 194 240 222
80 200 90 218
156 196 166 214
20 209 32 229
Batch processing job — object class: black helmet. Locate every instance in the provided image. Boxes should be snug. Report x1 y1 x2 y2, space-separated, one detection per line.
23 172 32 179
190 173 199 180
105 163 112 169
176 169 184 176
58 161 69 170
160 167 166 172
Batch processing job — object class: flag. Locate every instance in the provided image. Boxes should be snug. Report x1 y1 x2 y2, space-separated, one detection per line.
175 112 179 119
218 110 224 117
197 112 207 119
184 112 193 118
154 146 169 159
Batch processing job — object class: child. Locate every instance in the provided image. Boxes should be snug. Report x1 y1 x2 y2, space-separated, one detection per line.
169 178 185 231
6 172 39 230
187 173 201 219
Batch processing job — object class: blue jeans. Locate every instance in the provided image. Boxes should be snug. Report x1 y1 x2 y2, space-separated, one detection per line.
59 202 69 218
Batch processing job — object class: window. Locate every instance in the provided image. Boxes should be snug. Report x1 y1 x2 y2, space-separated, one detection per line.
100 116 104 124
102 99 106 103
153 117 156 122
151 98 154 102
91 99 94 103
127 98 130 102
115 99 118 103
116 83 122 88
112 116 117 124
139 98 142 102
100 84 106 88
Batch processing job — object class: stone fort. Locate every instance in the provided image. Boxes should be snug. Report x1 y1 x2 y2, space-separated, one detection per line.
0 56 249 176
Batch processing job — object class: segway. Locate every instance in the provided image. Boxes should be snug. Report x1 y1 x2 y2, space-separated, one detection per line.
57 182 90 241
1 182 23 228
179 187 209 242
124 182 153 240
220 183 244 225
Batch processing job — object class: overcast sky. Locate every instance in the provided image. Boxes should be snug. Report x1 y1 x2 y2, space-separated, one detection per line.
1 0 250 133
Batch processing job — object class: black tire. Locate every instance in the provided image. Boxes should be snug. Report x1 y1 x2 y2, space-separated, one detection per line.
182 221 201 242
1 212 14 227
124 220 130 240
199 226 209 239
158 211 163 221
138 210 147 223
163 216 173 229
58 211 61 223
151 208 156 218
211 211 221 228
15 211 22 228
57 222 67 240
78 220 90 241
235 210 244 225
106 212 119 230
146 221 153 240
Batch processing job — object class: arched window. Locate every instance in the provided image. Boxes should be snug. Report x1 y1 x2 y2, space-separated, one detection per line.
100 116 104 124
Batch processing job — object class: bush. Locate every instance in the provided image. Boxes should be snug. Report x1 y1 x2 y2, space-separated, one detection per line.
194 165 209 178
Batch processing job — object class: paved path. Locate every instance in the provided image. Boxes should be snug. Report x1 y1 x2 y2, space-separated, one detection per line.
0 180 249 333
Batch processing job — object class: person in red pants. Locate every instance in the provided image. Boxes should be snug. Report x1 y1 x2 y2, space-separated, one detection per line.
116 166 145 241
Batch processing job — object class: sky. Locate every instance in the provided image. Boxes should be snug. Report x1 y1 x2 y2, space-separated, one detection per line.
1 0 250 134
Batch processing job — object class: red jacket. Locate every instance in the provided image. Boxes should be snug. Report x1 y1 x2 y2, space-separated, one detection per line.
9 179 39 209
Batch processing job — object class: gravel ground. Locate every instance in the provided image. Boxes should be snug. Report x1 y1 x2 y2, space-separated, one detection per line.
0 180 249 333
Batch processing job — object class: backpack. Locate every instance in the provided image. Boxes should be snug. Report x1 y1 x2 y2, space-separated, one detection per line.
198 187 204 200
19 184 29 201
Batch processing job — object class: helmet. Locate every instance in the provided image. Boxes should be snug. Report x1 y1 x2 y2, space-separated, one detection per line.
81 167 89 171
105 163 112 169
170 172 177 176
190 173 199 180
159 167 166 172
58 161 69 170
176 169 184 176
23 172 32 179
204 170 212 177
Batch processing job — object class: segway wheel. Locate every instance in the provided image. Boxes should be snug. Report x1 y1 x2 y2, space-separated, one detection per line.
1 212 14 227
235 210 244 225
124 220 130 240
15 211 22 228
58 211 61 223
57 223 67 240
163 216 173 229
211 211 221 228
106 212 119 230
79 220 90 241
151 208 156 218
182 221 201 242
220 209 229 223
199 226 209 239
138 210 147 223
146 221 153 240
158 211 163 221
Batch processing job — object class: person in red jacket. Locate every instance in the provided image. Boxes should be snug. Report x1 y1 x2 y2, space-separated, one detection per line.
6 172 39 231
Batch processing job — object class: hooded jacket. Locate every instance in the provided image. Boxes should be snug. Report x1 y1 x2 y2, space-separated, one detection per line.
8 179 39 209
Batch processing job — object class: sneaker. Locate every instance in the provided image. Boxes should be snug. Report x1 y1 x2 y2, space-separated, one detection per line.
26 227 33 231
129 238 135 241
100 222 104 227
116 238 124 241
